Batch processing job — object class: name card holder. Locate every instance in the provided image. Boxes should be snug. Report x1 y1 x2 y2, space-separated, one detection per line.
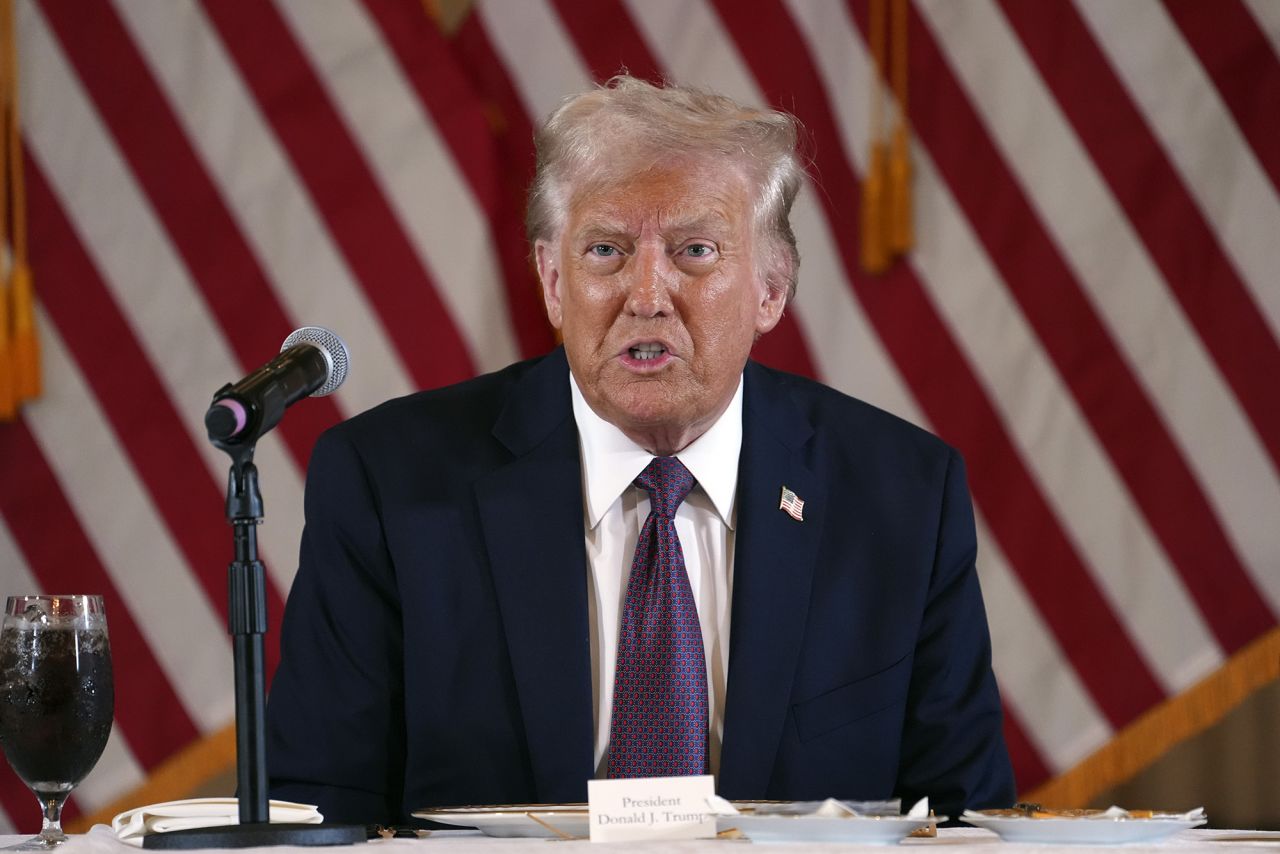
587 775 717 842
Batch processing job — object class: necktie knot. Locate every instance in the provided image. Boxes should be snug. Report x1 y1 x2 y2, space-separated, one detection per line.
635 456 695 519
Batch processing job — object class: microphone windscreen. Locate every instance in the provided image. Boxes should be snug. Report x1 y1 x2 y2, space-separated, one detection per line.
281 327 349 396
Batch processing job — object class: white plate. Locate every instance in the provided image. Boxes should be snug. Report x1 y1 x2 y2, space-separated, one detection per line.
727 814 937 845
963 815 1206 845
413 804 591 838
412 802 852 840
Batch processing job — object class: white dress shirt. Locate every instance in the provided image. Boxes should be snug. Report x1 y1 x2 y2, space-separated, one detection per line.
570 374 742 779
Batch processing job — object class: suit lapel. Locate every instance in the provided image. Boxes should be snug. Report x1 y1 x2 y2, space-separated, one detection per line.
476 349 595 802
718 363 826 798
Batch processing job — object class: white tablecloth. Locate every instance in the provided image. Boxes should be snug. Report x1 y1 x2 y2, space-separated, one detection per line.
4 825 1277 853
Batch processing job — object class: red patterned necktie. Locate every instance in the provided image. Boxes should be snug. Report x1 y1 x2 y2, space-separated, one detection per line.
607 455 709 778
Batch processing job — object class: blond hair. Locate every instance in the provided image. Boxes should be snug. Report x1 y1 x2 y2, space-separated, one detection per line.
527 76 805 301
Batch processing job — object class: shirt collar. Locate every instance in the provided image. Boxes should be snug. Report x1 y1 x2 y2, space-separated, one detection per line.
570 373 743 531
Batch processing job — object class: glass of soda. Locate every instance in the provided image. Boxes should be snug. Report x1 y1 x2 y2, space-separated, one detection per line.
0 595 113 849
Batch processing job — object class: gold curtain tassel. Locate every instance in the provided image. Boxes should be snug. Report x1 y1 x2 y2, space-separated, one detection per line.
861 141 889 274
888 123 912 254
862 0 889 274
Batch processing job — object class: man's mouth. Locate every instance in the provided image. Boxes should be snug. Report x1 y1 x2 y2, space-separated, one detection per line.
629 343 667 361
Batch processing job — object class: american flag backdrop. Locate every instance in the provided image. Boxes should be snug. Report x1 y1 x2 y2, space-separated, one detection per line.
1 0 1278 831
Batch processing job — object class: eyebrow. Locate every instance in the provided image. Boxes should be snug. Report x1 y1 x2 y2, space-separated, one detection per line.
574 209 735 241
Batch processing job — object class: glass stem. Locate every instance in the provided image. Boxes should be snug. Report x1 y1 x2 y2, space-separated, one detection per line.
36 791 69 845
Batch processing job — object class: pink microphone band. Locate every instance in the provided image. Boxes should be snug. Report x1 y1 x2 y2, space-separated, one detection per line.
215 398 248 435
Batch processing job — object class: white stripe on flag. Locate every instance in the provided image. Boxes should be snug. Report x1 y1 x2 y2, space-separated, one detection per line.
975 516 1113 773
1075 0 1280 342
18 0 305 593
27 310 232 732
788 0 1225 694
477 0 595 120
920 0 1280 612
277 0 520 374
112 0 416 419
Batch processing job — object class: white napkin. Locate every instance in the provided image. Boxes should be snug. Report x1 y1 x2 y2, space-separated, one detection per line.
112 798 323 847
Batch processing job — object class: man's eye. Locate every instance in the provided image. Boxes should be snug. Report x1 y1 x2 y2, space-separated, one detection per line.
683 243 715 258
589 244 619 257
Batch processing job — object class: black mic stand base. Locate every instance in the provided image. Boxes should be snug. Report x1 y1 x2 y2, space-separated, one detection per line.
142 823 365 849
186 438 364 849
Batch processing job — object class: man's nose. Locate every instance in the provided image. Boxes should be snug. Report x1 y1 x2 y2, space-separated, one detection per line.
624 246 675 317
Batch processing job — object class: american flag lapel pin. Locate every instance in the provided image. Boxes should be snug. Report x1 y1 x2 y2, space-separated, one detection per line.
779 485 805 522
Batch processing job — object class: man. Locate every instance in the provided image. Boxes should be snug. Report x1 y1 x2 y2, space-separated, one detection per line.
266 76 1014 824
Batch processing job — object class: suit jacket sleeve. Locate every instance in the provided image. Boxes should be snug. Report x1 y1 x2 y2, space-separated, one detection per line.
266 426 406 825
897 448 1015 812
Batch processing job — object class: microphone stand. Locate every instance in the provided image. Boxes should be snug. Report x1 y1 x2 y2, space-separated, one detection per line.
145 436 363 849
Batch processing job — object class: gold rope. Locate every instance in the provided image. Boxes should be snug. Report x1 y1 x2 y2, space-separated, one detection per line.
860 0 889 274
67 724 238 833
1024 626 1280 806
3 0 36 404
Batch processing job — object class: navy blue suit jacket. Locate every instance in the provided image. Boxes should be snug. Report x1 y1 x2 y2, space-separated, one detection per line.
265 347 1014 824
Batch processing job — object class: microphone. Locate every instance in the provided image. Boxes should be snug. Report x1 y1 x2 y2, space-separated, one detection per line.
205 326 349 444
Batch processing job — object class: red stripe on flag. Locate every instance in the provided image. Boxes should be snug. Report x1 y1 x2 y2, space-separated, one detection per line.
37 0 339 474
1000 706 1054 793
0 422 201 768
361 0 555 362
900 0 1276 652
549 0 665 83
716 0 1166 727
1164 0 1280 194
1000 0 1280 646
201 0 476 390
448 9 553 372
23 155 285 675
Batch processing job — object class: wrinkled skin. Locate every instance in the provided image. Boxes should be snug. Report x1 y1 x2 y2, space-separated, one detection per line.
536 160 786 455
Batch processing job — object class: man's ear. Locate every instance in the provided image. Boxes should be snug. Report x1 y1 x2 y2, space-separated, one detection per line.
755 280 787 336
535 240 563 330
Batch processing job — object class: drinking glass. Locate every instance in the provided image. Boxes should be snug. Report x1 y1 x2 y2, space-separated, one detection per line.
0 596 113 849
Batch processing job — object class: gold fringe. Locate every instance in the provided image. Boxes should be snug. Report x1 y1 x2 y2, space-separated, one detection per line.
11 261 37 398
886 0 912 255
861 0 888 274
2 0 37 414
861 140 889 274
67 724 238 833
1024 626 1280 806
888 122 912 255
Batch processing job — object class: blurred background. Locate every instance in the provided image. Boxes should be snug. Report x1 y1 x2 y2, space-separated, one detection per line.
1 0 1277 832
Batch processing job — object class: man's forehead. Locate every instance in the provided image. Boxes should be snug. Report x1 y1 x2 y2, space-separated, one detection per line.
566 166 750 236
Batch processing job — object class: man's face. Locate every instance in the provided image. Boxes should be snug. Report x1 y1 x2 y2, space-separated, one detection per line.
536 159 786 455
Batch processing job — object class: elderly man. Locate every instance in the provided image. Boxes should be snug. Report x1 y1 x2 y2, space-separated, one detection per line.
266 76 1014 825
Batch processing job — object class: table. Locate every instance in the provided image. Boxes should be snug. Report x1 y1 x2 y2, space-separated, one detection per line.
6 826 1278 853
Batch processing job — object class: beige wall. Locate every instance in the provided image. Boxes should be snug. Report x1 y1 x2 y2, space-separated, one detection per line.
1090 677 1280 830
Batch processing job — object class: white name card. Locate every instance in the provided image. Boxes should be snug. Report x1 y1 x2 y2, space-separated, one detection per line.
587 775 717 842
